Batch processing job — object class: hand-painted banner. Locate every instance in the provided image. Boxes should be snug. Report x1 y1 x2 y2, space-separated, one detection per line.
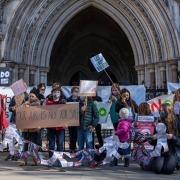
137 116 155 135
95 102 111 124
147 94 174 116
16 103 79 129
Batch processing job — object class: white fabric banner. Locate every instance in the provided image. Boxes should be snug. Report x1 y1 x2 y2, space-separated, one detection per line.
167 82 180 94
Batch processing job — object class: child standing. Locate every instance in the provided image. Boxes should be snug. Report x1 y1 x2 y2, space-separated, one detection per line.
115 108 132 167
78 97 99 150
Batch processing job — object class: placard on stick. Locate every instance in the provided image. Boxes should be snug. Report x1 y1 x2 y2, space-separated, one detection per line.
79 80 98 97
10 79 27 96
90 53 109 72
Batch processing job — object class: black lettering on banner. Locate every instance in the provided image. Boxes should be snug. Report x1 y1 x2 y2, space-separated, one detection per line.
68 109 79 119
29 111 39 121
48 111 57 120
58 110 67 120
41 110 47 121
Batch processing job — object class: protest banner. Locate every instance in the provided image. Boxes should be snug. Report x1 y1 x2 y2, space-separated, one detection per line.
0 67 12 86
0 85 146 123
136 116 155 150
167 82 180 94
79 80 98 97
95 102 111 124
90 53 109 72
137 116 155 135
10 79 27 96
16 103 79 129
147 94 174 116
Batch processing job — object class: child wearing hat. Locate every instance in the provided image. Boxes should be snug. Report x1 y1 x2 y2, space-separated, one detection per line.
20 88 41 166
115 108 132 167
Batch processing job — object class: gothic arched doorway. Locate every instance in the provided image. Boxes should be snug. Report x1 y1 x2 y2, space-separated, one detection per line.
48 6 136 85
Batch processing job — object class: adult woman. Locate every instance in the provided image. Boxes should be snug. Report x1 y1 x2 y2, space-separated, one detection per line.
173 88 180 169
22 89 41 145
109 83 120 130
37 83 46 105
173 89 180 131
160 103 177 135
116 88 138 121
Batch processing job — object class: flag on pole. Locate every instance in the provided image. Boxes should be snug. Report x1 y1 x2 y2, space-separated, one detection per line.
90 53 109 72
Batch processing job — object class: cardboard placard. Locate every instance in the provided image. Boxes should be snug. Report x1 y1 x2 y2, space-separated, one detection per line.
10 79 27 96
16 103 79 129
137 116 155 135
79 80 98 97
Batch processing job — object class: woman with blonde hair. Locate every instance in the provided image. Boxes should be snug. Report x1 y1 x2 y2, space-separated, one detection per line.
173 88 180 134
109 83 121 130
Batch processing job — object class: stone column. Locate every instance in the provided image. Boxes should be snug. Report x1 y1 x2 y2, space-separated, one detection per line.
159 65 166 88
39 67 48 85
29 68 36 86
24 66 29 86
171 64 178 83
137 70 141 85
140 69 145 84
135 66 145 85
18 68 25 80
149 67 156 88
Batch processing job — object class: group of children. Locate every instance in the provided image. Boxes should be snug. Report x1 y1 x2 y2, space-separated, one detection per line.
0 82 180 174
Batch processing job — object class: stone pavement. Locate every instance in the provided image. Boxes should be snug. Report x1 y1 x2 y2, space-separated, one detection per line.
0 152 180 180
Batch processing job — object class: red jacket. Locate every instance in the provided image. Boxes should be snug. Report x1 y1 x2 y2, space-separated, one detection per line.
46 99 64 131
0 95 9 130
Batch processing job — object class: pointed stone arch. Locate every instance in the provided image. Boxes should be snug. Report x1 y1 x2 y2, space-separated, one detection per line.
2 0 180 86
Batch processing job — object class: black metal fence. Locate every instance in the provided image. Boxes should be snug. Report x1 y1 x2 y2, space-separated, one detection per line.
146 87 168 101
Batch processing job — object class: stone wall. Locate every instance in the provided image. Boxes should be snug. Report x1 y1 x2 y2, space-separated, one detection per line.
0 0 179 86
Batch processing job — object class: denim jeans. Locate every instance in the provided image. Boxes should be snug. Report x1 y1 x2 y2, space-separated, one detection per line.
47 129 65 157
77 128 93 150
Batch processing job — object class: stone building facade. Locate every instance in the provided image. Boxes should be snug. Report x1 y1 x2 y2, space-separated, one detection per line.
0 0 180 86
